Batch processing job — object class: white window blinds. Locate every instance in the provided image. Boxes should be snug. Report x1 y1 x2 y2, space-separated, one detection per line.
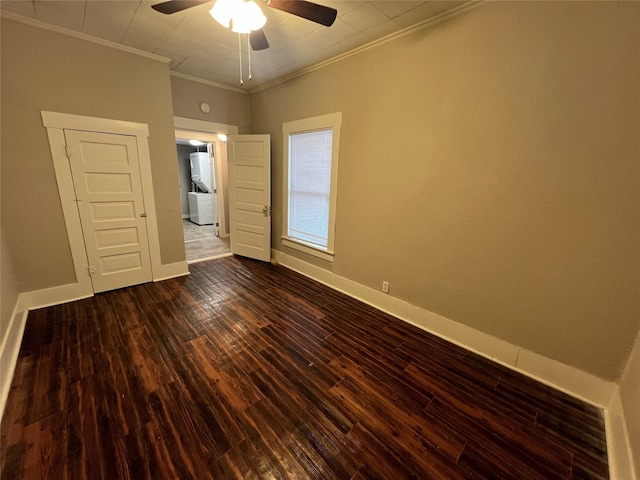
288 129 333 249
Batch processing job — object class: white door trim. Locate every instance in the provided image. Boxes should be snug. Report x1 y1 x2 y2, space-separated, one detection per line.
42 111 164 292
42 111 149 136
173 116 239 135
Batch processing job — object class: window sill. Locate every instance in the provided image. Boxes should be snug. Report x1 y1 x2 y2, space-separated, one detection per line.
281 237 334 263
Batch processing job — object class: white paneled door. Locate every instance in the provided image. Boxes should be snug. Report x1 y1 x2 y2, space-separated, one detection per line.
228 134 271 262
65 130 152 293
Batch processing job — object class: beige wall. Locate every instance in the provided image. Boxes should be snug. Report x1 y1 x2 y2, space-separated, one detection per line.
1 19 186 292
250 1 640 381
171 76 251 133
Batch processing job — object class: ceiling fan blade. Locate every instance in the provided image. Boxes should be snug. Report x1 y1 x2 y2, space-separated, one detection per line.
266 0 337 27
250 29 270 51
151 0 210 14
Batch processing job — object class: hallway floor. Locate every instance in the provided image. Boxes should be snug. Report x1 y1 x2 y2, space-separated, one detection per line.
183 219 231 262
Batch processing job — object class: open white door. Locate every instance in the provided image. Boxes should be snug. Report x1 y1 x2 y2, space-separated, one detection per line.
227 134 271 262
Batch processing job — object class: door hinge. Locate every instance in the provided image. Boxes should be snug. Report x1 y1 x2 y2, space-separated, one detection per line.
65 146 76 157
88 265 97 276
262 205 270 217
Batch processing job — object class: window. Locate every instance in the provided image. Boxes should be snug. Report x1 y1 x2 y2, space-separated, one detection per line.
282 112 342 262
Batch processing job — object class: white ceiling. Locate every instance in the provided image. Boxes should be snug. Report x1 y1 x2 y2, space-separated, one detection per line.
1 0 471 90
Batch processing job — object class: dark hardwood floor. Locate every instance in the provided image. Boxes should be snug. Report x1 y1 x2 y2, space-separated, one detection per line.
1 256 609 479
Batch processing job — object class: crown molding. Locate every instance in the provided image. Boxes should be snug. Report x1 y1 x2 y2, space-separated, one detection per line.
2 10 248 94
2 1 488 97
1 11 171 64
249 0 487 95
169 71 249 95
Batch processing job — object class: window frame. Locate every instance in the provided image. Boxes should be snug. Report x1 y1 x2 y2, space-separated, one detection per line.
282 112 342 262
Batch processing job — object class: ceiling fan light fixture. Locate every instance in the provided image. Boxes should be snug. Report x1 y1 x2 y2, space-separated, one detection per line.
231 15 252 34
210 0 266 33
210 0 234 28
244 1 267 30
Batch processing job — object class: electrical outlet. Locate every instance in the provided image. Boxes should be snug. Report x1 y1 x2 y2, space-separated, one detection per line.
382 281 389 294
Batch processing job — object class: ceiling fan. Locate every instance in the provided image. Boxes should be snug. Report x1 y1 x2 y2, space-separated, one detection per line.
151 0 338 51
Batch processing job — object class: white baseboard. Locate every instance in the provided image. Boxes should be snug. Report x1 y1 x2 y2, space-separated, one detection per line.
515 349 614 407
0 308 28 420
15 262 189 311
153 261 190 282
606 386 637 480
187 252 233 264
17 282 93 311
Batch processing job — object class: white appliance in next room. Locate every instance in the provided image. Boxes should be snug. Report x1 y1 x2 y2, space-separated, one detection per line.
188 192 214 226
190 152 212 193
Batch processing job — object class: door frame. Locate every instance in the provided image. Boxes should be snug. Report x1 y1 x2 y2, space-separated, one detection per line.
173 116 239 238
175 130 224 236
42 111 164 297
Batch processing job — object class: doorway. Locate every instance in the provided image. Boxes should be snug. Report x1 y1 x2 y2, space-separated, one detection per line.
175 135 231 262
174 117 277 264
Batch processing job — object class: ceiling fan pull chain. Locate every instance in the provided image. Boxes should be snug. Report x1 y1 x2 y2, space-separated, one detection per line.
247 34 252 81
238 33 244 85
